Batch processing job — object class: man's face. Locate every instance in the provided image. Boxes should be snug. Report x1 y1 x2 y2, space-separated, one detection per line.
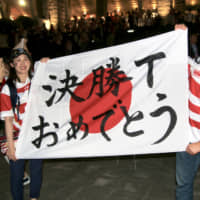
12 54 31 76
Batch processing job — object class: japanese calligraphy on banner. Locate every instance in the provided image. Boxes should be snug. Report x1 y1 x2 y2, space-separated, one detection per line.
16 30 190 159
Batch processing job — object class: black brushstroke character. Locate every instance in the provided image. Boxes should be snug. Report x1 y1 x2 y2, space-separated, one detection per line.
92 99 123 141
87 57 132 98
66 115 89 141
120 106 144 137
32 115 58 148
42 70 84 107
150 106 177 144
135 52 166 88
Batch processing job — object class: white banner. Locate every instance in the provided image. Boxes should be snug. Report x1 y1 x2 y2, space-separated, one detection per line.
16 30 190 159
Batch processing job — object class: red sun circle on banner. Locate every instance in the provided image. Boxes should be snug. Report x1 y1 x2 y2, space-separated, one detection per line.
70 68 132 133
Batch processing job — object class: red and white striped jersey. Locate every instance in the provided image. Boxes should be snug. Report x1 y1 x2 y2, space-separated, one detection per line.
188 57 200 142
0 78 31 133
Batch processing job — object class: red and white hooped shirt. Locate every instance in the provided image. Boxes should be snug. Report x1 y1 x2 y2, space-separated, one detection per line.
188 57 200 142
0 78 30 133
0 78 30 154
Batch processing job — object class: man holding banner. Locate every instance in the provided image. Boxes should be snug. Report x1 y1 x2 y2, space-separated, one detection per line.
175 24 200 200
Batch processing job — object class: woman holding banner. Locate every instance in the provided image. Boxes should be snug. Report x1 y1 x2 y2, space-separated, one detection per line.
0 40 49 200
0 56 31 186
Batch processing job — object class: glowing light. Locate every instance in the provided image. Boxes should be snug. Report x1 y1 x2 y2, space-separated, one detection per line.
10 16 15 20
116 6 121 13
127 29 134 33
172 0 175 8
70 17 74 21
19 0 26 7
152 4 157 10
132 3 138 9
77 16 81 20
82 7 87 15
152 12 158 18
101 16 105 21
191 0 196 5
158 6 170 17
157 1 171 17
43 19 51 30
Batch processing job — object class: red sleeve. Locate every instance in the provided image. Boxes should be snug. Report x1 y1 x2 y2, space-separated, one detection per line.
0 93 12 112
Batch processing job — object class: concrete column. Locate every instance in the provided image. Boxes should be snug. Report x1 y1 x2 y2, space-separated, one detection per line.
65 0 71 19
157 0 171 16
48 0 58 28
57 0 67 29
96 0 107 18
0 1 4 18
138 0 143 10
1 0 10 18
30 0 38 17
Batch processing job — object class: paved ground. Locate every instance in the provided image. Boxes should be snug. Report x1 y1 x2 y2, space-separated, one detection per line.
1 153 200 200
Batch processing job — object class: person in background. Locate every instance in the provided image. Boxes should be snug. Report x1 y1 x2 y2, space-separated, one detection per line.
0 57 9 90
189 30 200 63
175 24 200 200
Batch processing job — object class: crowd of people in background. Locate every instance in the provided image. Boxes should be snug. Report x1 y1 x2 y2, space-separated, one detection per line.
0 7 200 62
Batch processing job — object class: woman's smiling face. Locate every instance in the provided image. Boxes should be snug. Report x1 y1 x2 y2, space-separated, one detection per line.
12 54 31 77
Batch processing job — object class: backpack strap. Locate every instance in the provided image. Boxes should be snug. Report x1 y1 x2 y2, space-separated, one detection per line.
6 79 18 114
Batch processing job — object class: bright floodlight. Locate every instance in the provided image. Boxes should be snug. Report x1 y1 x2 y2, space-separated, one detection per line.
19 0 26 7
